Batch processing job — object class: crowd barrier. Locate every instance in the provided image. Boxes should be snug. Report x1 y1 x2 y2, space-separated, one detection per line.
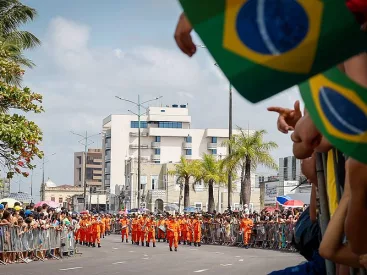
0 225 75 265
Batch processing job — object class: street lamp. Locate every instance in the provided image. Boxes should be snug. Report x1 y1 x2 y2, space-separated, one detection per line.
115 95 162 209
198 46 233 210
71 131 101 209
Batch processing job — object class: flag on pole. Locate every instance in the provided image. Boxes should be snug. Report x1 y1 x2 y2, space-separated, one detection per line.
180 0 367 102
299 67 367 164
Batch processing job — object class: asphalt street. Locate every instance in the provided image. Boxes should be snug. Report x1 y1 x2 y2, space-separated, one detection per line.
1 235 304 275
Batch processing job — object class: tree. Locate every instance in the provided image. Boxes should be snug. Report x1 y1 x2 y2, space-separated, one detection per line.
223 129 278 206
168 156 201 210
0 1 43 179
0 0 40 50
197 154 227 213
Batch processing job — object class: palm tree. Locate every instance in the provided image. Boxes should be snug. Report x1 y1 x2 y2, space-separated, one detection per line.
168 156 201 210
197 154 227 213
0 0 40 50
223 129 278 206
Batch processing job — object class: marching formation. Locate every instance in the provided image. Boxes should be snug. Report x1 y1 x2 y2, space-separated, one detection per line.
121 213 203 252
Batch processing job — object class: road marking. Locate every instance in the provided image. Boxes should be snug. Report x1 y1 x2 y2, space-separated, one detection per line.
235 256 241 258
239 259 244 262
214 252 224 254
220 264 232 267
129 251 135 252
144 254 148 257
112 261 125 265
190 249 198 251
142 257 149 260
60 267 83 271
194 269 208 273
112 248 119 250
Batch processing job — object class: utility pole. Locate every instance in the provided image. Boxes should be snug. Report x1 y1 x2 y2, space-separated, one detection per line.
71 131 100 210
228 83 233 211
115 95 162 209
40 153 56 201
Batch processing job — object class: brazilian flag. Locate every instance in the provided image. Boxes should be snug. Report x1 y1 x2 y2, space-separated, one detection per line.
300 67 367 164
180 0 367 103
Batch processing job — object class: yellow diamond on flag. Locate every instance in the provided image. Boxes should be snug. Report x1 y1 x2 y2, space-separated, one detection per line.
223 0 323 74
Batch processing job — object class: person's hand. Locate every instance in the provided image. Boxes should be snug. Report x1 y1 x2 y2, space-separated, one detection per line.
360 254 367 268
267 100 302 134
174 13 196 57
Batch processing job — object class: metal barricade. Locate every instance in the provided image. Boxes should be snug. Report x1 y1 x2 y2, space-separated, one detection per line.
0 225 75 265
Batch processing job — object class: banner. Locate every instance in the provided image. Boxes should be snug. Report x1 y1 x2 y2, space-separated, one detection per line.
300 66 367 163
264 181 278 204
180 0 367 102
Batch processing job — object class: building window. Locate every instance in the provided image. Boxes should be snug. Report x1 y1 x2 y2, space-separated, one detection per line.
154 161 160 164
195 202 202 211
185 149 192 156
158 121 182 128
77 156 82 165
130 121 148 128
140 175 147 191
155 148 161 155
155 136 161 142
185 136 192 143
86 168 94 180
211 149 217 155
151 175 158 190
51 197 55 202
211 137 218 143
78 168 82 181
59 197 63 204
160 109 166 112
233 203 241 210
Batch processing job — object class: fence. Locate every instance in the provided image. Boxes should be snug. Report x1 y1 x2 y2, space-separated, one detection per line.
0 225 75 265
200 222 296 251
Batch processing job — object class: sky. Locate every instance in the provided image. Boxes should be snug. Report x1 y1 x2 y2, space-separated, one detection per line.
10 0 301 199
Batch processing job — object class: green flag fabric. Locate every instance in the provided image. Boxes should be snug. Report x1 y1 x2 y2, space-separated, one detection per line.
300 67 367 164
180 0 367 103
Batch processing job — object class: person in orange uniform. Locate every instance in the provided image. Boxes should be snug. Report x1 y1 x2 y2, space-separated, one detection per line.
86 214 93 247
78 214 86 245
193 214 202 247
240 213 253 249
131 214 139 245
166 215 180 252
139 214 148 246
146 215 156 247
157 215 166 242
91 214 102 248
187 215 195 246
105 214 111 236
120 215 129 243
180 214 188 245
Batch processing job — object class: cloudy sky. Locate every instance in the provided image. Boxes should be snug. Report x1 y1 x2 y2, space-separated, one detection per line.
12 0 300 199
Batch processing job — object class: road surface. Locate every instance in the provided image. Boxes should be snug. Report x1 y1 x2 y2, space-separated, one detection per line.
2 234 304 275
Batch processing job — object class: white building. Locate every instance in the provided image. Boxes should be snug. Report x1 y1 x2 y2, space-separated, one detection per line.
102 105 260 211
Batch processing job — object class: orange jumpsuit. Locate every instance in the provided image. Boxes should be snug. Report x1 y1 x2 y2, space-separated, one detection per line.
91 218 101 246
101 217 106 237
187 218 195 244
193 218 202 244
86 217 93 245
120 218 129 242
166 219 180 249
139 217 148 245
131 218 139 243
157 219 166 241
240 218 253 245
180 218 188 243
146 219 156 246
105 217 111 234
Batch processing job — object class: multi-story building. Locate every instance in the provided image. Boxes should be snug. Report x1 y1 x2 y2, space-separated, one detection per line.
74 148 103 189
102 105 260 211
0 178 10 199
278 156 303 196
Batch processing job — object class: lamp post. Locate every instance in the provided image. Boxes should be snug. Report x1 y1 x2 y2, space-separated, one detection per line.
40 153 56 201
71 131 101 209
198 44 233 211
115 95 162 209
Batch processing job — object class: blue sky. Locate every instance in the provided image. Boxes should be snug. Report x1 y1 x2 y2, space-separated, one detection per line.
10 0 299 199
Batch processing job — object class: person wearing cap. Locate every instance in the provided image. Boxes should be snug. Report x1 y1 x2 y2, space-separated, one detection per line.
120 215 129 243
131 214 139 245
166 215 179 251
179 214 188 245
146 215 156 247
91 214 102 248
157 215 166 242
240 213 253 249
193 214 202 247
139 214 148 246
0 204 5 219
101 214 106 238
187 215 195 246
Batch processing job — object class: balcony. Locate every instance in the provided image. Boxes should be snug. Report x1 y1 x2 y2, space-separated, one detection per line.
130 132 148 137
182 142 192 149
152 154 161 161
151 142 160 149
207 143 218 149
148 189 166 200
129 144 149 149
105 142 111 149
